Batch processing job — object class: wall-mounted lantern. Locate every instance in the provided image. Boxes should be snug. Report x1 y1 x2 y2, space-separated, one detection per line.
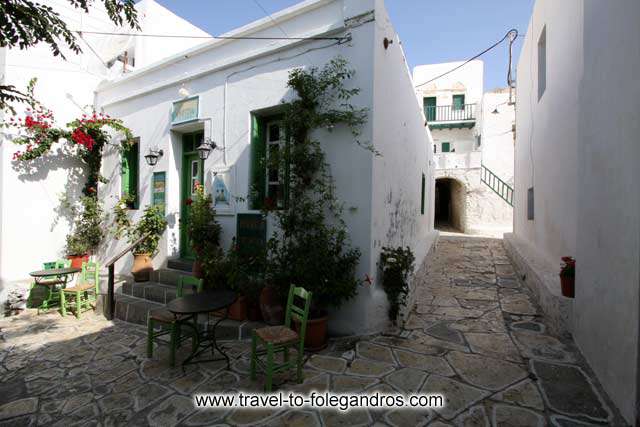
196 138 218 161
144 149 164 166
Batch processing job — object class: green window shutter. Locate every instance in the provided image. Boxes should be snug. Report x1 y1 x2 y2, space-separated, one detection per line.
442 142 451 153
250 114 266 210
121 140 139 209
421 173 426 215
453 95 465 110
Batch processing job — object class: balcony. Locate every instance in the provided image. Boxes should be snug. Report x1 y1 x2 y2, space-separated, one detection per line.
425 104 477 130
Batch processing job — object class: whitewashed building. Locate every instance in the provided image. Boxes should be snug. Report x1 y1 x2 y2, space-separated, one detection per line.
1 0 437 336
0 0 210 311
506 0 640 423
413 61 513 235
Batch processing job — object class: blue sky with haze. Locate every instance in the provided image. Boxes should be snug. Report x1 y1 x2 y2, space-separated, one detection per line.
154 0 535 91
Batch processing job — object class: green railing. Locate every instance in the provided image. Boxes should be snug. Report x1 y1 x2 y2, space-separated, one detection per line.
481 164 514 206
425 104 476 122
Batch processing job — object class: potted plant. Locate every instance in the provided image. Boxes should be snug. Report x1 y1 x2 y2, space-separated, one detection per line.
261 59 366 350
186 183 221 281
560 256 575 298
226 239 265 322
65 196 104 268
128 205 167 282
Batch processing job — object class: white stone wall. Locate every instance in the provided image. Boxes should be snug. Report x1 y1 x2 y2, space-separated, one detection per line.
0 0 212 309
513 0 640 422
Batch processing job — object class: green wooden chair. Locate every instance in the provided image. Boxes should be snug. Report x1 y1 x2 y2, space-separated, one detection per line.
146 276 204 367
28 259 71 313
250 284 312 391
60 261 99 319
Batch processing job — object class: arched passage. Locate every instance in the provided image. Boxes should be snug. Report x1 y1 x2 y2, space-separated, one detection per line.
435 177 466 232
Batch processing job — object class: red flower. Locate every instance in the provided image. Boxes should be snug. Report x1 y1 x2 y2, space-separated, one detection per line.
71 128 96 150
25 116 35 128
185 198 193 206
87 187 96 193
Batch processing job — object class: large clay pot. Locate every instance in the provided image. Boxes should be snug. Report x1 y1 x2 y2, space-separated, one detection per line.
294 314 328 352
247 299 263 322
67 254 89 269
228 295 247 321
131 253 153 282
192 259 203 279
560 275 575 298
260 285 284 325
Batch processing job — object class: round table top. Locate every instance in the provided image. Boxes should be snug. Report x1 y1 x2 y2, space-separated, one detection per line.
30 267 81 277
167 290 237 315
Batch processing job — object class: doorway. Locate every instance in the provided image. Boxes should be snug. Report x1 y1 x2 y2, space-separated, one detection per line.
180 131 204 259
435 178 465 232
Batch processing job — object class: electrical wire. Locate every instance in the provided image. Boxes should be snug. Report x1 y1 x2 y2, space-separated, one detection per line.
415 29 519 88
252 0 289 37
74 30 346 41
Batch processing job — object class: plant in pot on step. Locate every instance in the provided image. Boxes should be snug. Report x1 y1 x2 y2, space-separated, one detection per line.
127 205 167 282
186 182 222 282
65 195 105 268
262 58 368 351
226 238 265 322
559 256 575 298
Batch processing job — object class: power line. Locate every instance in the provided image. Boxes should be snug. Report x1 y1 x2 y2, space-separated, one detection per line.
415 29 519 88
74 30 345 41
252 0 289 37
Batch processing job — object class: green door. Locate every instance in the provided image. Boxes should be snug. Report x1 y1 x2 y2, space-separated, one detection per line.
424 97 436 121
180 132 204 259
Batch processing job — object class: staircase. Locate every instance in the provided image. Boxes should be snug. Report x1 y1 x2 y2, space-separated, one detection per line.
110 268 261 341
480 164 514 206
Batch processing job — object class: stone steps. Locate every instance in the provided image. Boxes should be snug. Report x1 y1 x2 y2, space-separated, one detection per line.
113 294 260 340
111 267 263 341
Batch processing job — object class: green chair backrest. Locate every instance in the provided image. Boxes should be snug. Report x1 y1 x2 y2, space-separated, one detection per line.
283 285 312 342
81 261 100 293
177 276 204 297
43 260 71 278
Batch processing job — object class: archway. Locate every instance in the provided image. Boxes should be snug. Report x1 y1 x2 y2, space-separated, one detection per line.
435 178 466 232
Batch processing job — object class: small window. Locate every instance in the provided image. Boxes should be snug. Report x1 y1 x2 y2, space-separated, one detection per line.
527 187 535 220
441 142 451 153
538 26 546 100
121 138 139 209
420 173 426 215
452 94 465 111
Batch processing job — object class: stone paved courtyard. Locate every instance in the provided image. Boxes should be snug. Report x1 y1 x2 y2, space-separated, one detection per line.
0 236 628 426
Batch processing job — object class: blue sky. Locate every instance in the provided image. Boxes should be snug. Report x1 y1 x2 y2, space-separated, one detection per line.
154 0 534 91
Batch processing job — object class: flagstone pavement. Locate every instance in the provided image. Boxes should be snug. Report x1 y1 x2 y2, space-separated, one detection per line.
0 236 628 426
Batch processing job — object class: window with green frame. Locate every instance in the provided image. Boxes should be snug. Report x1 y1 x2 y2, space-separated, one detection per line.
121 138 139 209
421 173 426 215
249 114 289 210
452 94 465 110
441 142 451 153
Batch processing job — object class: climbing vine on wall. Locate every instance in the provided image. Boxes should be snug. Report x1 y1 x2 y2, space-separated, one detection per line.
264 57 371 313
3 78 134 255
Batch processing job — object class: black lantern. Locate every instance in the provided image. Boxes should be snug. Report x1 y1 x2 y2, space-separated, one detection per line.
196 138 217 160
144 149 163 166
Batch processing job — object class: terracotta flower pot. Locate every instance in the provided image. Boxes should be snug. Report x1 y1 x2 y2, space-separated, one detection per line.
227 295 247 321
294 314 328 352
260 285 284 325
192 259 203 279
247 300 263 322
67 254 89 269
131 253 153 282
560 275 575 298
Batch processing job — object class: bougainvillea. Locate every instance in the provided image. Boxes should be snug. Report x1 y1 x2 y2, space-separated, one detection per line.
4 78 134 255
